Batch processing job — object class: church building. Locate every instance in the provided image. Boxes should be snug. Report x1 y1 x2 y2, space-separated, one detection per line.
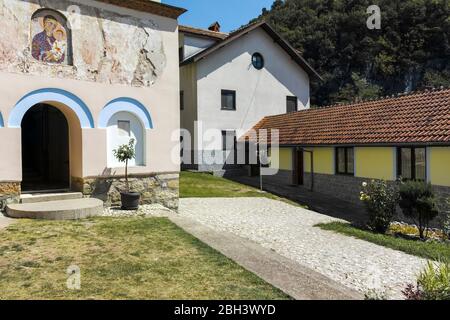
0 0 185 210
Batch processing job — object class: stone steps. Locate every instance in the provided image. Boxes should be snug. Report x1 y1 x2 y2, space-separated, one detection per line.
6 198 103 220
20 192 83 204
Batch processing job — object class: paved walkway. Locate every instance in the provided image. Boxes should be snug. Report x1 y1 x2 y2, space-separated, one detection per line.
0 213 15 230
230 176 368 224
171 215 362 300
179 198 427 299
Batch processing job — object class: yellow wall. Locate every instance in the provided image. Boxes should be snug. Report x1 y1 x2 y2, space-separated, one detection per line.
355 147 395 180
430 147 450 187
270 147 292 170
303 147 334 174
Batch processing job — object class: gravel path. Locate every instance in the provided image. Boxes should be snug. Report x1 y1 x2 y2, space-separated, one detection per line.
179 197 427 299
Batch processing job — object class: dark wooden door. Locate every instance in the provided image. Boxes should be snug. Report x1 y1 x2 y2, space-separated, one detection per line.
295 149 304 185
21 104 70 192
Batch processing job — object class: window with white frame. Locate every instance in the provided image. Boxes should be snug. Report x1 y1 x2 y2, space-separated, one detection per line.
107 112 145 167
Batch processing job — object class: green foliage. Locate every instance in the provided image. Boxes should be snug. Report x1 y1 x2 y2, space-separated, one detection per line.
317 222 450 261
403 260 450 300
113 139 136 164
398 180 439 239
360 180 399 233
253 0 450 106
441 198 450 240
113 139 136 192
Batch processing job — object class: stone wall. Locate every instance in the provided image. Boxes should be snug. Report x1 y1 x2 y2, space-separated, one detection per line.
302 172 450 226
0 0 167 87
261 170 450 226
0 181 20 211
73 173 179 210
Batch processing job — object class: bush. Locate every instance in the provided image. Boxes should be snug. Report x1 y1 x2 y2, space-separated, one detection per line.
403 260 450 300
360 180 399 234
398 181 439 239
440 198 450 240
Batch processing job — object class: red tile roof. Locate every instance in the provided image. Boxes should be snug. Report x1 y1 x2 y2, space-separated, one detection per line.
179 25 229 40
243 88 450 146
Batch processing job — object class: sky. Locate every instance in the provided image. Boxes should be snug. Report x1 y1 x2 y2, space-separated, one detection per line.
163 0 274 32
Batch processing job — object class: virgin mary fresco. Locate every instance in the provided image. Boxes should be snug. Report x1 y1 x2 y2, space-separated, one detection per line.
31 14 68 65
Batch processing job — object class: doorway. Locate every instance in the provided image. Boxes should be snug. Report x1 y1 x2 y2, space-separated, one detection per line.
294 148 304 185
21 104 70 192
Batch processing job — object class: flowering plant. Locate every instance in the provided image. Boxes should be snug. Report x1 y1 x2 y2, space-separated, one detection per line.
360 180 399 233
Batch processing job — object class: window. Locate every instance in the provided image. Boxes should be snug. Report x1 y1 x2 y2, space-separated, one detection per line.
117 120 131 136
107 112 145 167
252 52 264 70
397 147 426 181
286 96 298 113
221 90 236 110
180 91 184 110
336 147 354 175
222 130 236 151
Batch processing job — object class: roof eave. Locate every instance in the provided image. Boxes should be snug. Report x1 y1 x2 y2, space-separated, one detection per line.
179 21 322 81
95 0 187 19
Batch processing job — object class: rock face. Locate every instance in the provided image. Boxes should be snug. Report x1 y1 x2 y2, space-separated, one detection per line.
74 174 179 210
0 0 167 87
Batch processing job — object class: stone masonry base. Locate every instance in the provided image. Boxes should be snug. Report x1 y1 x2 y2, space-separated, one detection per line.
0 182 21 211
1 173 179 212
72 173 180 211
263 170 450 226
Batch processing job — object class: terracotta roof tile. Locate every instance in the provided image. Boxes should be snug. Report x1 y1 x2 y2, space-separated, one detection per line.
179 25 229 40
243 88 450 146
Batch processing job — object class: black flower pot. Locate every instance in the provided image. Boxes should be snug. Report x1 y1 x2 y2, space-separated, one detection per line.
120 192 140 210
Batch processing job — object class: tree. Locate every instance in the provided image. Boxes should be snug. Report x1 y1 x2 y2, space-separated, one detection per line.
398 180 439 239
113 139 136 193
252 0 450 106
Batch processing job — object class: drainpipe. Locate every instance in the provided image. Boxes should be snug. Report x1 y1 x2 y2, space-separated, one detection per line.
302 148 314 192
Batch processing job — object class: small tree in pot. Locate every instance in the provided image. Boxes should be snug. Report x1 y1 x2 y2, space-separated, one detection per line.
113 139 140 210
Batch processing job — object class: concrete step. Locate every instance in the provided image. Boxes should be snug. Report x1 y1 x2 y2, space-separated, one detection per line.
20 192 83 204
6 198 104 220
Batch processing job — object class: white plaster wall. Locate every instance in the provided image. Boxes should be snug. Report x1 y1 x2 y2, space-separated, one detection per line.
182 34 217 60
195 28 310 150
0 3 180 182
107 111 145 168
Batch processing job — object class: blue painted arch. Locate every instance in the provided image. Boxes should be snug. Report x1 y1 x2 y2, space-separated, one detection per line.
98 97 153 129
0 112 4 128
8 88 94 128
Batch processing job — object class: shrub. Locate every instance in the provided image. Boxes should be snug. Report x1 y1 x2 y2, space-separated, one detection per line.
403 260 450 300
440 198 450 240
360 180 399 234
398 180 439 240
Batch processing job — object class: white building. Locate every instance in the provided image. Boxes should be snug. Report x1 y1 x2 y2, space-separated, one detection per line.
179 21 321 174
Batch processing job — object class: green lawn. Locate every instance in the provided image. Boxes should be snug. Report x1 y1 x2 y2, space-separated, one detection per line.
0 217 290 300
180 171 301 206
316 222 450 261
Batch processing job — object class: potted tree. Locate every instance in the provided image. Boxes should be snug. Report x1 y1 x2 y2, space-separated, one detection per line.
113 138 140 210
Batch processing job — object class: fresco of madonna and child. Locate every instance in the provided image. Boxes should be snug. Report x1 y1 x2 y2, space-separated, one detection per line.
31 14 68 65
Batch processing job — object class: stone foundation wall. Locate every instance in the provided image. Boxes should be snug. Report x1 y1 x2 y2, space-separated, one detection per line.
72 173 179 210
0 181 20 211
302 173 450 226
